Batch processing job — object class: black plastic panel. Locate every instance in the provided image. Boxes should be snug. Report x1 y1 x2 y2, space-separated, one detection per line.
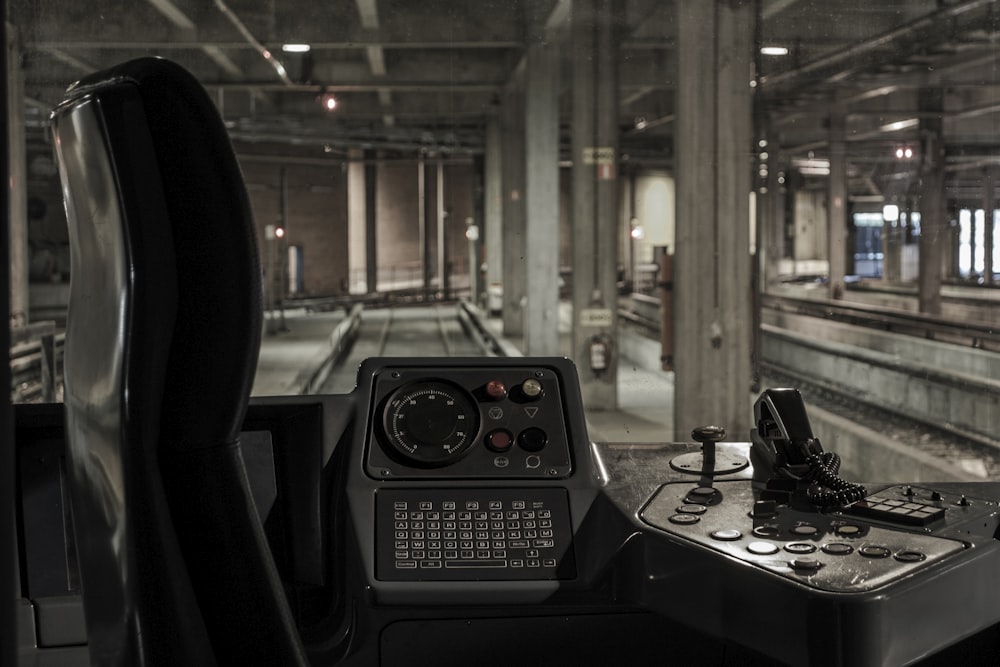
364 364 574 480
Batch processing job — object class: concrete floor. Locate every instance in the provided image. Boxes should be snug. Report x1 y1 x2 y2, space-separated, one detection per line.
252 304 676 446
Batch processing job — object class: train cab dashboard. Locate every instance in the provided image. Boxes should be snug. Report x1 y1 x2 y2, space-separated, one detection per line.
15 356 1000 666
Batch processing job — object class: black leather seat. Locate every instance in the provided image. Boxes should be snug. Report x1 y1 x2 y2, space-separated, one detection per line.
53 57 307 666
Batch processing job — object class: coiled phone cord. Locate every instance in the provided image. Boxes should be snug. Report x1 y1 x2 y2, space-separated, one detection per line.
804 451 867 509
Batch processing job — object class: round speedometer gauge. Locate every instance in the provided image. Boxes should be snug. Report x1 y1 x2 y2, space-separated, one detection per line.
381 381 480 466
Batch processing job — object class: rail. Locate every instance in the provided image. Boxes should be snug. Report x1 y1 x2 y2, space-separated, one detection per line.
619 291 1000 352
616 291 998 450
457 300 521 357
10 321 64 403
289 303 364 395
761 293 1000 352
617 293 660 334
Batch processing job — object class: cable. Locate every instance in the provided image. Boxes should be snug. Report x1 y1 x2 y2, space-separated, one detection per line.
804 451 867 509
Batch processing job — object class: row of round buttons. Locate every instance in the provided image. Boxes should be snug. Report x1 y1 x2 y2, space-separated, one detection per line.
485 426 548 453
666 493 929 572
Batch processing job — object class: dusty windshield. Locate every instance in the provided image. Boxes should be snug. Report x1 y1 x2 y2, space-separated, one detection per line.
6 0 998 481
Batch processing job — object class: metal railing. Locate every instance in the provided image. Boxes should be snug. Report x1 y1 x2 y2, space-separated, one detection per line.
10 321 64 403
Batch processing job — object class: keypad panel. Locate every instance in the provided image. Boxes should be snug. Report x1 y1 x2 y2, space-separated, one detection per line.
847 493 946 526
376 488 576 581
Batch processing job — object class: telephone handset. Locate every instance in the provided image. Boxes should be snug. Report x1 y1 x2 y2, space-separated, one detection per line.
749 388 866 509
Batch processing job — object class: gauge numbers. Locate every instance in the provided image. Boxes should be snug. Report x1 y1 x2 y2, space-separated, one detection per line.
382 381 480 466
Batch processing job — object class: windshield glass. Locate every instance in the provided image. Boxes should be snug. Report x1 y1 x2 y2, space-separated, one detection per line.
7 0 998 482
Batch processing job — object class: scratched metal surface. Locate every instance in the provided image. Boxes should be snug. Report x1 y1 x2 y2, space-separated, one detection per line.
593 441 754 516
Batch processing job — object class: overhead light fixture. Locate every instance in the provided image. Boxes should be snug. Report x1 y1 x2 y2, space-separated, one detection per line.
880 118 919 133
883 204 900 221
761 46 789 56
320 92 338 112
792 157 830 176
281 43 311 53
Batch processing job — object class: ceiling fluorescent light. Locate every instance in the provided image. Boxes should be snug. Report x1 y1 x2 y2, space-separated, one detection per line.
282 43 311 53
761 46 789 56
792 157 830 176
879 118 919 132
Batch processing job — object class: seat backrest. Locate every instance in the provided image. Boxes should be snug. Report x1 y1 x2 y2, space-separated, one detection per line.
53 57 307 666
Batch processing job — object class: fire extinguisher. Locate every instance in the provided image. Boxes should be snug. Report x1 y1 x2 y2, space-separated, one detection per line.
589 335 611 372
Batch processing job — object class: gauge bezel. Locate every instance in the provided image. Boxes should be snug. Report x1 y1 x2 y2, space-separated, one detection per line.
379 379 481 467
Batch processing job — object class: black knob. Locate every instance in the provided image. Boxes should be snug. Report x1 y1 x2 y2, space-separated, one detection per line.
518 427 548 452
692 425 726 443
692 425 726 465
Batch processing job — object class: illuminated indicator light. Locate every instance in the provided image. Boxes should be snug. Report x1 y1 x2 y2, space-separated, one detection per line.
521 378 543 399
485 379 507 400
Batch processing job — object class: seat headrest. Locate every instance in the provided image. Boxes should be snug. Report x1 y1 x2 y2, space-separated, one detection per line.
61 57 263 451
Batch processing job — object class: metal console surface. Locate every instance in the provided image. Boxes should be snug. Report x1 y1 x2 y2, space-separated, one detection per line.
627 442 1000 666
641 480 985 593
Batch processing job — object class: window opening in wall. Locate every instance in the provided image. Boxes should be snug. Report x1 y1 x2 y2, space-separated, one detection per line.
852 212 883 278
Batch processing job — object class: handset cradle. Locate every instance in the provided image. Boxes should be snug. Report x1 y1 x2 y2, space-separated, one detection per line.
749 388 865 509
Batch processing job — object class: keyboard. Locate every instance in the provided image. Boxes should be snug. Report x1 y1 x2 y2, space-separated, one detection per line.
376 488 577 581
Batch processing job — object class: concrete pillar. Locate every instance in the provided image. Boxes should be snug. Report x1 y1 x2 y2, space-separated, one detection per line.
984 169 995 285
2 18 21 660
347 148 367 293
523 40 560 356
501 66 526 337
419 157 430 294
364 150 378 293
484 116 503 312
7 24 26 326
828 103 847 299
436 158 447 295
470 155 485 304
674 0 754 440
571 0 620 408
763 134 786 289
918 89 945 315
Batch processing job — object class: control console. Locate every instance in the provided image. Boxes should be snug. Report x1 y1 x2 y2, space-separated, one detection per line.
632 388 1000 666
15 359 1000 665
345 357 599 604
363 364 574 479
641 480 988 593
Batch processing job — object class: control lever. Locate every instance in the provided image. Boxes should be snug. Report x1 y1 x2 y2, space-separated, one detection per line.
691 425 725 467
669 424 748 476
750 388 865 510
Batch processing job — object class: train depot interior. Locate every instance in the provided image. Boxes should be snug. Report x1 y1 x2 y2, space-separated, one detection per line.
4 1 1000 665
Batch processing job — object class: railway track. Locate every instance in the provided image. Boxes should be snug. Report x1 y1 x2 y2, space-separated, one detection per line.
759 364 1000 479
761 292 1000 352
618 292 1000 476
319 303 502 393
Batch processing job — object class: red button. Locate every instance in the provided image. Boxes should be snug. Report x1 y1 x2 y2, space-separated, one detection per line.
486 429 513 452
485 379 507 400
